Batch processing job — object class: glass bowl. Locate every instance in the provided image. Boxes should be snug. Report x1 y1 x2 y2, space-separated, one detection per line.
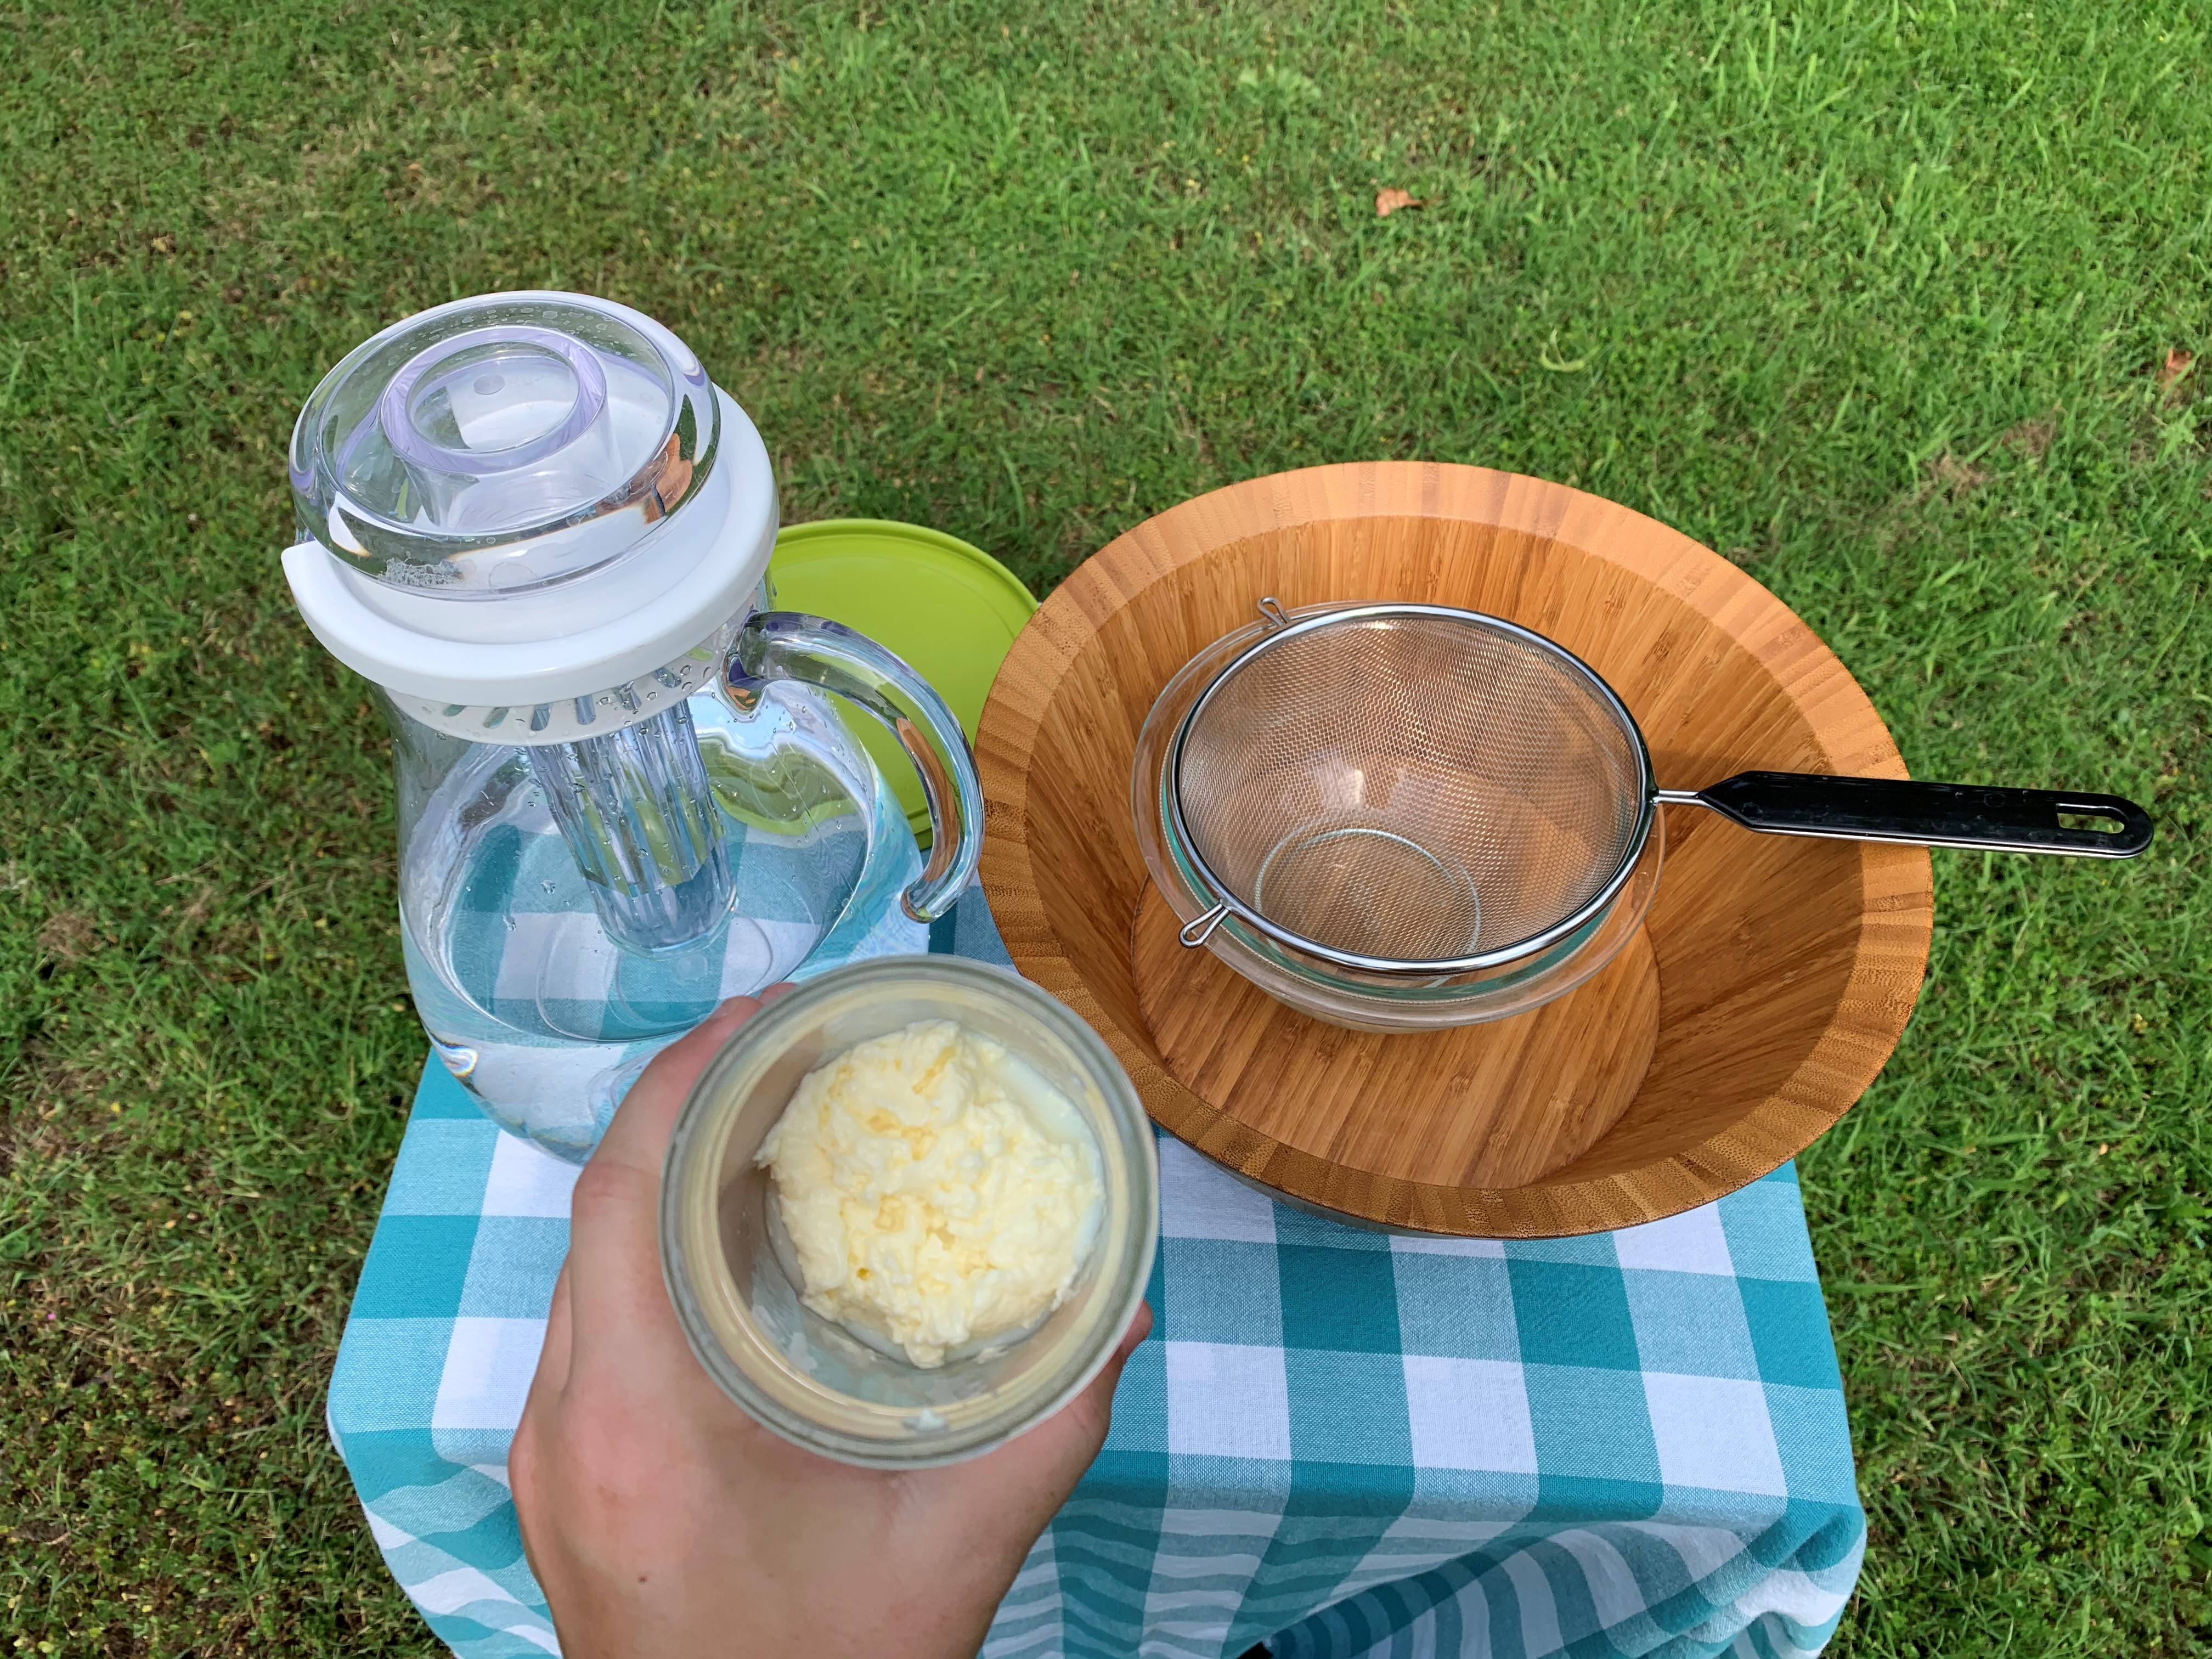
659 956 1158 1468
1130 606 1664 1033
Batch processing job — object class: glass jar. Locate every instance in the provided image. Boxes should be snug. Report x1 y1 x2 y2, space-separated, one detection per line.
660 956 1159 1467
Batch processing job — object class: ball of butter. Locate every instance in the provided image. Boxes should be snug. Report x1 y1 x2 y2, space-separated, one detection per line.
757 1018 1105 1369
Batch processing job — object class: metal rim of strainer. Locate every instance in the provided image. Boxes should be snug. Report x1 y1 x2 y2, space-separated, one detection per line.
1164 601 1659 976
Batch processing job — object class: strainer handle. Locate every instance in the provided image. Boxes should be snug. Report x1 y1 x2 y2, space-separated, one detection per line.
1659 772 2153 858
1179 905 1231 947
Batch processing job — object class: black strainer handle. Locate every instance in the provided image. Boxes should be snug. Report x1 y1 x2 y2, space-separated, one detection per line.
1657 772 2153 858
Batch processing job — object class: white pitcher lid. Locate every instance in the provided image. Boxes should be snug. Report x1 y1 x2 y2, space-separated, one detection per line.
282 294 775 718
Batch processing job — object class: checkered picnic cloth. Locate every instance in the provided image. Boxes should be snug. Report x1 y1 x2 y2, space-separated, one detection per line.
329 894 1865 1659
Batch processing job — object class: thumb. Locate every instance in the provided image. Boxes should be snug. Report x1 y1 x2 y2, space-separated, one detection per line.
586 991 775 1184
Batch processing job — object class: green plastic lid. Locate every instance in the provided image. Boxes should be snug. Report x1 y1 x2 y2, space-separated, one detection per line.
766 519 1037 840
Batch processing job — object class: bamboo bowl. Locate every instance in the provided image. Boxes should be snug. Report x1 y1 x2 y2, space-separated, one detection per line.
977 464 1934 1236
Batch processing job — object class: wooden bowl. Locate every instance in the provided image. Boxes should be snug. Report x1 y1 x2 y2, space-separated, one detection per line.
977 464 1934 1235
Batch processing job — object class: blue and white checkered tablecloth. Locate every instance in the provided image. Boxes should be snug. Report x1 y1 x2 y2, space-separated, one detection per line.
329 894 1865 1659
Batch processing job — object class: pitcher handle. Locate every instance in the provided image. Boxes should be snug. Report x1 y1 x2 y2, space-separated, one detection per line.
728 611 984 922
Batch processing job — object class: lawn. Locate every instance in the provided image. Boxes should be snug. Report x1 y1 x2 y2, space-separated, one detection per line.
3 0 2209 1651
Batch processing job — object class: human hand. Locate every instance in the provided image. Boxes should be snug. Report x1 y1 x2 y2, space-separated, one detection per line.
511 991 1153 1659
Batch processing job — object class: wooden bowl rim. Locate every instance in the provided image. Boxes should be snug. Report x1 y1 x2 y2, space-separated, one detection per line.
977 462 1934 1235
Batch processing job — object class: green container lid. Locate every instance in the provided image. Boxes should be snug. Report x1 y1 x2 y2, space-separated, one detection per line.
766 518 1037 840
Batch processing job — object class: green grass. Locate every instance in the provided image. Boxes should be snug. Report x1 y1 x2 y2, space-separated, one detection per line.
3 0 2208 1651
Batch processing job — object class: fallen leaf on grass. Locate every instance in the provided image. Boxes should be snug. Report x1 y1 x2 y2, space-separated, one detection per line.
2157 347 2194 392
1375 188 1424 217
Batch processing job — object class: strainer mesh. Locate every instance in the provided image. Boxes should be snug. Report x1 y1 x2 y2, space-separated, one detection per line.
1172 611 1646 965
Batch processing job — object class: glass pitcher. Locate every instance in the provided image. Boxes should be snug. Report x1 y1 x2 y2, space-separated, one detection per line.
281 292 983 1160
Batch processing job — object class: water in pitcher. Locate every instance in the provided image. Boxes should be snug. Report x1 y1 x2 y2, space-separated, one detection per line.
390 679 916 1161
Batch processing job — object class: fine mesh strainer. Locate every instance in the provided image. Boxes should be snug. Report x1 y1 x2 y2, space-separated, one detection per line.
1163 599 2153 981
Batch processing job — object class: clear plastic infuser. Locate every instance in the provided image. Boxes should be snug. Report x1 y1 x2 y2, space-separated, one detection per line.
284 292 984 1160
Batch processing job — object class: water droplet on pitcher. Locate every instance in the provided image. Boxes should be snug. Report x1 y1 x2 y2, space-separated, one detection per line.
433 1041 480 1081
